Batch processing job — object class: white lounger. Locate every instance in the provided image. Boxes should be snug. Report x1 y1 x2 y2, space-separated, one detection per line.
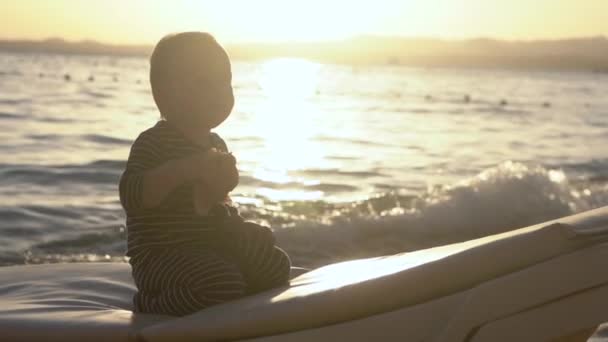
1 207 607 342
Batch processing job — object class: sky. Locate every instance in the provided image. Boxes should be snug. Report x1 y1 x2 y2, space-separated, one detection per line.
0 0 606 45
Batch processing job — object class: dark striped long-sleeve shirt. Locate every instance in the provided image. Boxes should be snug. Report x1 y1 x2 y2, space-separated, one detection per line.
119 120 238 261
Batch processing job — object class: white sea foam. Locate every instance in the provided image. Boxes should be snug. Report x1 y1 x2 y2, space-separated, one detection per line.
275 162 608 267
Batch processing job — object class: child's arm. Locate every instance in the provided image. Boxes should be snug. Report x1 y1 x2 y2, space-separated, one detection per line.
119 133 222 212
139 156 203 208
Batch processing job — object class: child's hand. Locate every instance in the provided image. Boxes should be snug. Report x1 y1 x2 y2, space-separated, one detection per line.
192 150 238 215
185 148 238 189
181 148 219 181
217 152 239 192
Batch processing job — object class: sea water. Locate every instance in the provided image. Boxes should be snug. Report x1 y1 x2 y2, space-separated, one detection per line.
1 52 607 267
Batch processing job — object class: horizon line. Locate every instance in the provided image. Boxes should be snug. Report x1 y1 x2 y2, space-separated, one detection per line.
1 34 607 47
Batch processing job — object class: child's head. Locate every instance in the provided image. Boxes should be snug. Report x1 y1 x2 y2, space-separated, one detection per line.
150 32 233 129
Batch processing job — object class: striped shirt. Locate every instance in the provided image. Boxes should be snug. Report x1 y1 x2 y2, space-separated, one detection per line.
119 120 239 262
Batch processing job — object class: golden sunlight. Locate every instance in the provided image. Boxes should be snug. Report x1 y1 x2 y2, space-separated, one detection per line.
1 0 607 44
186 0 388 42
250 58 327 201
259 59 320 101
272 244 465 301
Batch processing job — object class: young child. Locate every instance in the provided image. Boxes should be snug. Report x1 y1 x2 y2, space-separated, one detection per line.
119 32 291 316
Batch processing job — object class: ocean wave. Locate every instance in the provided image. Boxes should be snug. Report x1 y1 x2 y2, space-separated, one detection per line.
291 168 385 178
554 158 608 178
3 161 607 268
86 159 125 169
0 112 22 120
0 167 119 185
230 136 265 143
0 98 31 106
0 70 22 77
474 106 531 116
24 204 98 221
239 175 359 193
364 106 432 114
315 135 395 147
10 229 129 266
0 203 122 229
0 161 123 185
82 90 114 99
35 116 77 123
273 161 608 267
82 134 132 145
25 133 64 141
584 117 608 128
33 231 126 252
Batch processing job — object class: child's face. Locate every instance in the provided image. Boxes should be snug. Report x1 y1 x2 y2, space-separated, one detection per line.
172 46 234 130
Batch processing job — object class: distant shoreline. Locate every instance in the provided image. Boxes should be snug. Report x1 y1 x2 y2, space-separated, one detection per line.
1 36 607 72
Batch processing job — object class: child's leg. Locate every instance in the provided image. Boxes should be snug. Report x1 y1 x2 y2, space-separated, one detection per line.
131 249 246 316
220 222 291 294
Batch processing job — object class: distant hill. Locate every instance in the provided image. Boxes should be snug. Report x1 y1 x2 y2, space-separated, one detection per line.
1 36 607 71
0 38 151 56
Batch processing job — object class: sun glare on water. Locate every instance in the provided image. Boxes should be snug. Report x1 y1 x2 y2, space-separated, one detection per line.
259 58 320 101
250 58 327 201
